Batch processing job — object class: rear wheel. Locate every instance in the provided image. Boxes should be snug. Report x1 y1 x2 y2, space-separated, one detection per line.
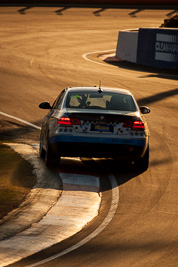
39 132 45 158
135 146 149 171
45 139 60 168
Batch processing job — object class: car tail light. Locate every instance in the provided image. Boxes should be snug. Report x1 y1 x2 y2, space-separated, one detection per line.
123 120 144 130
132 121 144 129
57 117 71 125
57 117 81 126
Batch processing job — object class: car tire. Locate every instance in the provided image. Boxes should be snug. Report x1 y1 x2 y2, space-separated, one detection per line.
45 138 59 168
39 132 46 158
135 146 149 171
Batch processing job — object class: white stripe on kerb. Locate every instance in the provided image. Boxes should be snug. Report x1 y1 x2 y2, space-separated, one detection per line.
61 173 100 188
0 164 101 266
26 175 119 267
82 49 115 67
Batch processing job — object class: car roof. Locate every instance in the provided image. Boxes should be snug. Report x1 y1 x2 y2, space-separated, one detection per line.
65 87 132 96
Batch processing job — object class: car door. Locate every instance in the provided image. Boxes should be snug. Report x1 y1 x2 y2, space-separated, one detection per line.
42 90 66 149
47 90 66 140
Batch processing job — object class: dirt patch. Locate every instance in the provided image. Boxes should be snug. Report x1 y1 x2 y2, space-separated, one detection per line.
0 117 40 220
0 118 40 143
0 142 36 220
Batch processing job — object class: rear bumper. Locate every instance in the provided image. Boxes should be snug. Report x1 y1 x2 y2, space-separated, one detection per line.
50 135 148 159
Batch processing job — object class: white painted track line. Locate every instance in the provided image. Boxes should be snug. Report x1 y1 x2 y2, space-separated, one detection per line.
0 111 41 130
82 49 115 66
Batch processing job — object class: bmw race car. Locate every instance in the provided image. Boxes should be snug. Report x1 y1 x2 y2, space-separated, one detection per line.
39 86 150 170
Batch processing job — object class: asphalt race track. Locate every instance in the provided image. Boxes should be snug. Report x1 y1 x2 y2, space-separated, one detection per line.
0 5 178 267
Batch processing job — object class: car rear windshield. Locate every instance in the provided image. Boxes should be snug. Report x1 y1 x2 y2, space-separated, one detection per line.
65 91 137 112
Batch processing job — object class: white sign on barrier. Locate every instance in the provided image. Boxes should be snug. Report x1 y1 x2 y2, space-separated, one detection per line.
155 33 178 62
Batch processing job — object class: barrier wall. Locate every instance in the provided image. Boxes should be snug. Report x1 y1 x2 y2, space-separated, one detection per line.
0 0 177 5
137 28 178 69
116 28 178 69
116 30 138 63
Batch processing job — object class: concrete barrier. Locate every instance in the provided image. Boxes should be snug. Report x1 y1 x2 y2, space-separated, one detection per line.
116 28 178 69
116 30 138 63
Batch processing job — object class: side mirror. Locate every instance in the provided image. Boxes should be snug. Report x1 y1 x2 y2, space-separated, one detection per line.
140 106 150 114
39 102 52 109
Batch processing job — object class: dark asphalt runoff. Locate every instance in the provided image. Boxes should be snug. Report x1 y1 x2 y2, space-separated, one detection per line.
0 6 178 267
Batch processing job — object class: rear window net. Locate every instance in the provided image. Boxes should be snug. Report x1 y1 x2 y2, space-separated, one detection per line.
65 91 136 112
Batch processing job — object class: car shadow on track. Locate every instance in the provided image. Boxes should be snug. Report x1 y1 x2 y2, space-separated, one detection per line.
96 158 143 187
105 59 178 81
137 87 178 106
66 157 143 190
